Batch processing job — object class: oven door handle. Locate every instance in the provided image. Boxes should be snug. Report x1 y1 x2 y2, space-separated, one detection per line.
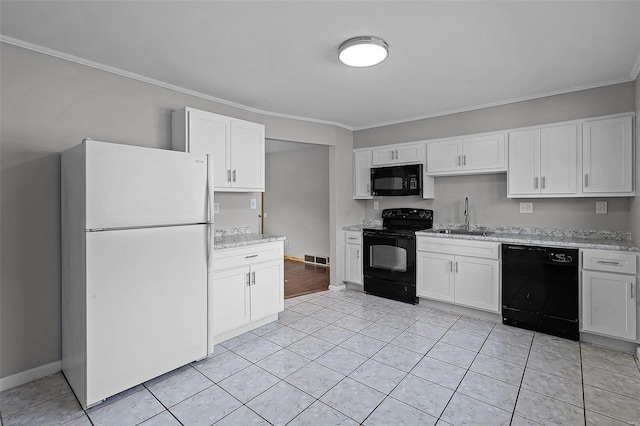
364 230 415 238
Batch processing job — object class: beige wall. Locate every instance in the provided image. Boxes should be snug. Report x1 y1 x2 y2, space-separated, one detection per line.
355 83 636 231
0 43 355 379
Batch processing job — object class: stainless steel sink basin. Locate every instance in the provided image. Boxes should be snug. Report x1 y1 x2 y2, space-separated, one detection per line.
436 229 494 236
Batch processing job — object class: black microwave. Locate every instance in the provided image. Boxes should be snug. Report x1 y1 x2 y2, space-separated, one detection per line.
370 164 423 196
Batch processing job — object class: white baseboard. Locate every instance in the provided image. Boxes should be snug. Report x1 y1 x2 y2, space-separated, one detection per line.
0 360 62 391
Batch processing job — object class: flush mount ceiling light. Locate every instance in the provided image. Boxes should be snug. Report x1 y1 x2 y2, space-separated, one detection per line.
338 36 389 67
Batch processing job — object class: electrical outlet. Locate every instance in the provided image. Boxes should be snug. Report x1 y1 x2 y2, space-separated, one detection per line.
373 201 379 210
250 199 257 210
519 202 533 214
213 203 220 214
596 201 607 214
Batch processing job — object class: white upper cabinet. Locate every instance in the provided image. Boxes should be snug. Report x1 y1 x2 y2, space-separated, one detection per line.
427 139 463 173
583 115 633 194
508 124 577 197
462 133 506 172
426 132 506 176
172 107 265 192
372 142 422 166
353 149 373 199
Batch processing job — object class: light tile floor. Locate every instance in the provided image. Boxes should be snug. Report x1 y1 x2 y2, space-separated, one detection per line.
2 289 640 425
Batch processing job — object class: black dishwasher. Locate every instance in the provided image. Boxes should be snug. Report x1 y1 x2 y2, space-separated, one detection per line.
502 244 579 341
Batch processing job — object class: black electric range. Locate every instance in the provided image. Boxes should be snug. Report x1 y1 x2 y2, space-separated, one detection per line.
362 208 433 304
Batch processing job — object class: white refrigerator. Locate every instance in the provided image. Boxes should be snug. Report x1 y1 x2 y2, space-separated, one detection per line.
61 140 213 409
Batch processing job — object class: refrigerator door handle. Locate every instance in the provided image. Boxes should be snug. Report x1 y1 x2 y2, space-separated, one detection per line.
206 224 213 273
206 155 214 223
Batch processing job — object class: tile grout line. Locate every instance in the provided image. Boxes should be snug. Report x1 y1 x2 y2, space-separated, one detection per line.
507 329 535 426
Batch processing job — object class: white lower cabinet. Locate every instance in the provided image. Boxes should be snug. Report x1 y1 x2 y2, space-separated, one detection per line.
343 231 363 285
213 267 251 335
212 242 284 348
581 249 637 341
417 237 500 313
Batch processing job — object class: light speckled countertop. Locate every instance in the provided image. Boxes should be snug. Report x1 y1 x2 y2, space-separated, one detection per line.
214 227 286 250
342 223 639 252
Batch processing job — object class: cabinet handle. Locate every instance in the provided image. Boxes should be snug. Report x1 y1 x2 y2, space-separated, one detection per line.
541 176 545 189
450 260 453 272
356 249 360 259
455 261 458 273
631 283 634 299
232 169 237 182
347 237 357 240
251 271 256 286
245 254 258 259
597 260 620 266
457 155 461 166
534 177 539 189
463 155 467 166
366 183 370 194
227 169 232 182
584 174 589 187
246 272 251 287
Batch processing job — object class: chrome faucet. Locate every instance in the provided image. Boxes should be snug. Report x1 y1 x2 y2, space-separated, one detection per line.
464 197 470 230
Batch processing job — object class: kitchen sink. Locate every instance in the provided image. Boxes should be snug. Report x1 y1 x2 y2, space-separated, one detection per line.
436 229 494 236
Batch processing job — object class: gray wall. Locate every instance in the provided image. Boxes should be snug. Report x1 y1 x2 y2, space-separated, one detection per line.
264 144 330 259
356 83 636 231
0 43 355 379
214 192 262 233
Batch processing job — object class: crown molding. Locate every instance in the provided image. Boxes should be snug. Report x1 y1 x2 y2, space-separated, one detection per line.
352 78 636 131
2 35 636 133
0 35 354 131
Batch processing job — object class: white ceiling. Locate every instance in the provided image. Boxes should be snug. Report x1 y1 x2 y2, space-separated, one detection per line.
1 1 639 130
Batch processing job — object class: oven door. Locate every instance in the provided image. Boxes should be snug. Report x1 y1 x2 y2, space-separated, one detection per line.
363 231 415 284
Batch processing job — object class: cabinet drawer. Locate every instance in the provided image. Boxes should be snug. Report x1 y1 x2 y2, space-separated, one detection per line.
417 237 500 260
344 231 362 245
582 249 636 275
214 242 284 271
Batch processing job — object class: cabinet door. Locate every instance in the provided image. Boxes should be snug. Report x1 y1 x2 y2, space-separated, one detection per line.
353 150 373 199
582 271 636 340
416 252 454 302
583 116 633 194
426 139 463 174
454 256 500 313
540 124 577 194
187 109 231 188
508 130 540 196
462 134 506 172
213 267 251 336
250 260 284 320
230 120 265 191
344 243 362 284
395 143 422 164
372 147 396 166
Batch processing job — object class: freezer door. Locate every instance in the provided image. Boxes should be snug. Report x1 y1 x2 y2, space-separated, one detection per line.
85 225 208 406
85 141 212 230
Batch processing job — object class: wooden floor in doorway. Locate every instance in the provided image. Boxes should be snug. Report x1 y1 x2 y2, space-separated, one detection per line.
284 259 330 299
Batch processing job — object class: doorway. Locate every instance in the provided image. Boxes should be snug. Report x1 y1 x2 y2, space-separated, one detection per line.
264 140 330 297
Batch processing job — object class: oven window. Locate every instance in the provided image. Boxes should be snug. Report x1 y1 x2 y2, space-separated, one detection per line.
369 245 407 272
374 176 404 191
